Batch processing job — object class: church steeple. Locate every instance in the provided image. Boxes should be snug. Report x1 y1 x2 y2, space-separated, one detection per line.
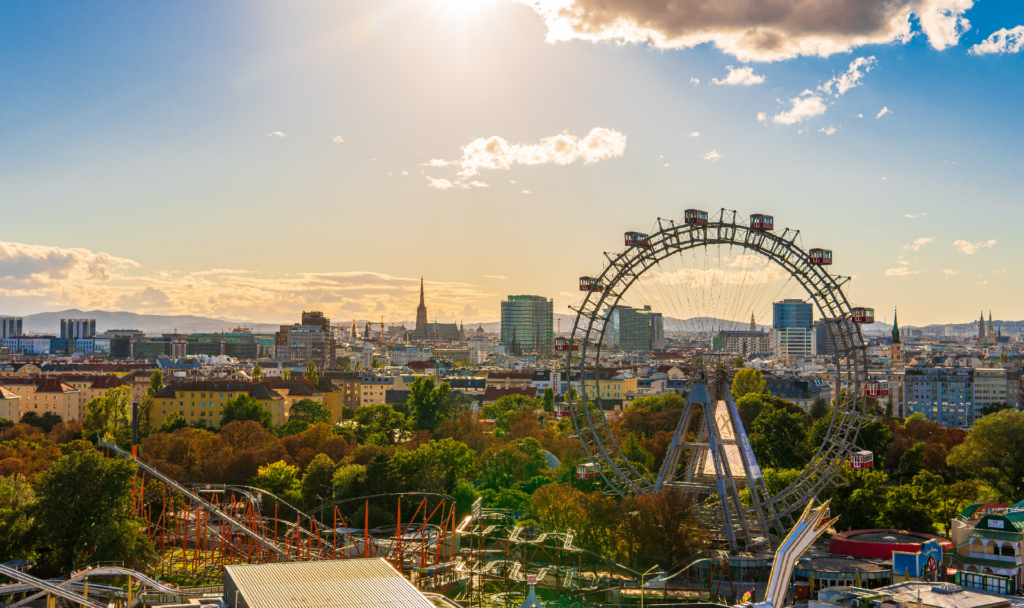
988 311 995 337
891 308 901 344
415 277 428 333
891 307 903 370
750 312 756 331
978 310 987 347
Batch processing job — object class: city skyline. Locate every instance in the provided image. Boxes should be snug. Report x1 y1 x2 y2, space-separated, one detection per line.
1 1 1022 326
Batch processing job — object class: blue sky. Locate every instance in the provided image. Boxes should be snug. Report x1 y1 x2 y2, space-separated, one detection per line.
0 0 1021 326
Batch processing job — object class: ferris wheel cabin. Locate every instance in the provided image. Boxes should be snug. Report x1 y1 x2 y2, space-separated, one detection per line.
684 209 709 225
849 450 874 469
576 462 601 479
809 248 833 265
625 231 652 248
750 214 774 231
553 402 576 419
579 276 604 292
554 337 578 352
865 380 889 397
851 307 875 324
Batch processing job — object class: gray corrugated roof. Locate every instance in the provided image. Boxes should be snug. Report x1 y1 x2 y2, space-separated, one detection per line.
225 558 435 608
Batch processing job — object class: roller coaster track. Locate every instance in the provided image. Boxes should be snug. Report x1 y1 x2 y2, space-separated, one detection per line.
99 439 284 557
4 565 185 608
0 564 107 608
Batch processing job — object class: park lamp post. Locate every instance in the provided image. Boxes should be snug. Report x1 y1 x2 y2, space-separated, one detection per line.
620 564 664 608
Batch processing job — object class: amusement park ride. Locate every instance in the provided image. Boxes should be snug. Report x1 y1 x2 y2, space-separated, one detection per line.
0 209 880 608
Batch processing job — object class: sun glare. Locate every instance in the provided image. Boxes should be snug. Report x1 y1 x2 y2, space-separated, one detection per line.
434 0 492 14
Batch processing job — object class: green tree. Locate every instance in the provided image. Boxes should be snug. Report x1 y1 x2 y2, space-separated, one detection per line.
948 409 1024 501
250 460 301 496
221 394 273 429
809 397 830 420
20 411 63 432
898 442 926 482
283 369 292 380
304 361 319 385
481 394 538 432
273 420 312 438
332 464 367 498
750 406 808 469
354 403 406 445
408 377 453 432
363 452 401 496
0 474 36 562
394 438 477 493
83 385 133 440
289 399 331 424
147 370 163 395
451 479 481 519
878 482 936 533
541 387 555 413
627 394 686 413
731 368 766 400
35 450 154 572
733 357 746 368
336 356 351 370
0 418 14 431
823 465 889 531
251 365 264 382
301 454 337 509
159 412 189 433
979 402 1012 417
621 432 655 471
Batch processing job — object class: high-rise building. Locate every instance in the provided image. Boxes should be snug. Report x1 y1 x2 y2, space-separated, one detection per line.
275 311 334 369
500 295 554 355
607 305 666 351
771 299 815 360
61 318 96 340
0 317 23 340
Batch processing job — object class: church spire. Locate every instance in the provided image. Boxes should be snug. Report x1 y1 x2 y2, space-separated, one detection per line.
891 308 901 344
415 277 428 333
419 277 425 307
750 312 756 331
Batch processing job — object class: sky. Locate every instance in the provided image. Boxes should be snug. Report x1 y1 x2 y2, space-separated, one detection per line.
0 0 1022 327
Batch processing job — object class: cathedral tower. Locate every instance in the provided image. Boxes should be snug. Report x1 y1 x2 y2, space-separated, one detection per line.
415 277 428 333
891 308 903 369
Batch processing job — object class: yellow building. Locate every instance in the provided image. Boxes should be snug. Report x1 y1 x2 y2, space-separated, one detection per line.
151 381 287 428
581 372 638 407
55 374 132 420
0 377 80 421
0 386 20 422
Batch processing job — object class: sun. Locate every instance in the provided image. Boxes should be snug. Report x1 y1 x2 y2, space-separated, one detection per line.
433 0 493 15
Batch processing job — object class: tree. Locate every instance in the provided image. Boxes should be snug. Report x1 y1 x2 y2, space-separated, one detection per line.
337 356 351 370
541 387 555 413
481 395 538 432
250 460 301 496
283 369 292 380
0 474 36 562
304 361 319 385
35 450 154 572
159 412 189 433
83 385 133 441
979 402 1012 417
809 397 830 420
353 403 406 445
731 368 766 400
948 409 1024 501
878 482 936 533
301 454 337 509
823 465 889 531
394 438 477 493
289 399 331 425
898 442 926 482
221 394 273 429
408 377 453 432
20 411 63 433
148 370 163 396
621 432 654 471
332 464 367 498
733 357 746 368
0 418 14 431
750 406 808 469
251 365 264 382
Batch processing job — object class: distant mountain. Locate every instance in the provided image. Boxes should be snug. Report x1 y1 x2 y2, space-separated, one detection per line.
21 309 278 336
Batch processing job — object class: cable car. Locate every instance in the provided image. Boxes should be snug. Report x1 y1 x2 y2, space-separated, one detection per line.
576 462 601 479
849 450 874 469
684 209 709 225
809 249 833 265
750 214 774 231
865 380 889 397
851 307 874 324
554 337 578 352
554 402 576 419
625 231 652 248
579 276 604 292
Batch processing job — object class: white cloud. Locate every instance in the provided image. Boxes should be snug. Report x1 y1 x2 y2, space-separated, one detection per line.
469 181 490 188
877 106 892 118
423 159 453 167
510 180 517 184
819 125 838 135
773 93 827 124
438 127 626 178
331 136 345 143
756 112 767 124
858 113 864 118
483 275 507 280
426 176 455 190
885 267 920 276
994 268 1006 274
512 0 975 62
0 241 140 294
702 149 722 162
970 25 1024 55
819 56 877 96
266 131 286 138
712 65 765 85
401 170 410 176
905 213 926 218
690 77 700 85
688 131 700 138
881 177 887 180
942 269 960 276
902 237 936 253
953 239 996 254
522 190 532 194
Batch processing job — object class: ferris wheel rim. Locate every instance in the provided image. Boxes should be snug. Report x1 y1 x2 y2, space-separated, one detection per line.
563 210 870 528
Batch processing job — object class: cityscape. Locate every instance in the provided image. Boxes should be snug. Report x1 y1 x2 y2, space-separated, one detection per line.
1 2 1024 608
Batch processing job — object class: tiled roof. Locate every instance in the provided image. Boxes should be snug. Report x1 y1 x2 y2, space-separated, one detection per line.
483 386 538 401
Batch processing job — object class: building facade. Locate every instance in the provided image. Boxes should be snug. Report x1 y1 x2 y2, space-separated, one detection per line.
606 305 665 352
500 295 554 355
0 317 23 340
61 319 96 340
773 299 815 360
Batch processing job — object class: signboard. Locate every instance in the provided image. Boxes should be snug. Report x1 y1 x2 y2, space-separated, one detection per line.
527 574 537 587
989 519 1005 529
893 539 943 580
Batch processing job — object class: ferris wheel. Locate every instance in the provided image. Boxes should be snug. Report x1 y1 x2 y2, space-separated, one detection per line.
562 209 872 551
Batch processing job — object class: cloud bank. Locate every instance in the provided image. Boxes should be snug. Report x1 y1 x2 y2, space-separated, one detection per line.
771 56 875 125
712 66 765 85
512 0 974 62
970 26 1024 55
954 239 996 254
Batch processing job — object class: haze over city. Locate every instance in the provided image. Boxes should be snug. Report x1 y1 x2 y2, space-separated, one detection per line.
1 1 1022 325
